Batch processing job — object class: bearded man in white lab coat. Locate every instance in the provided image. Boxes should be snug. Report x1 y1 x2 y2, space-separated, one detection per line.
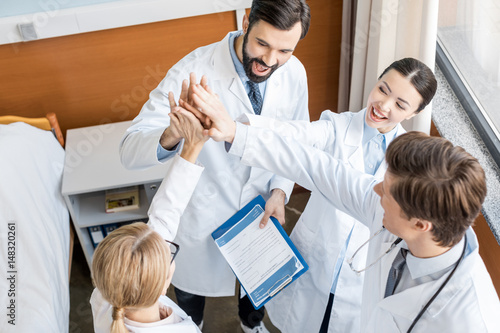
182 86 500 332
119 1 311 331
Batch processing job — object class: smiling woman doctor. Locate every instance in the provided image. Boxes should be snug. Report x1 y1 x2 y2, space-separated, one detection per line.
180 82 500 332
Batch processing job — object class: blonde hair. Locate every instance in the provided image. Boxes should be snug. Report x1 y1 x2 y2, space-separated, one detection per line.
92 222 171 333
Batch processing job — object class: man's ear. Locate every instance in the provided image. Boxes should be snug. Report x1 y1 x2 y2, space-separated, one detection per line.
414 218 433 232
242 14 249 34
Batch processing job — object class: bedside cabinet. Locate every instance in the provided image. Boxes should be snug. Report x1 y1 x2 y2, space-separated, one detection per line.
61 121 170 267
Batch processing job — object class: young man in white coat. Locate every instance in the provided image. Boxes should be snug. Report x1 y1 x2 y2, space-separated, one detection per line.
118 1 311 331
181 86 500 332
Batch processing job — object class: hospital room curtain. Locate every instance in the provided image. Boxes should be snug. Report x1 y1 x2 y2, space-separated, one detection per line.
338 0 439 134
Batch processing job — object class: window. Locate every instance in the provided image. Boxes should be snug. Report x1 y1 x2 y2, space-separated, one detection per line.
437 0 500 166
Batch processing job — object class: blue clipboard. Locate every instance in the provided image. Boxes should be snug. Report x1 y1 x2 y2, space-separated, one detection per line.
212 195 308 309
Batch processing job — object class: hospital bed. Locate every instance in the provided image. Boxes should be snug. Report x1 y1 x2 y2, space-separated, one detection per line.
0 113 72 332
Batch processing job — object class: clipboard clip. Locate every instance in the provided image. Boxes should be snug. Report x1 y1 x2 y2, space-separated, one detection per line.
268 275 293 297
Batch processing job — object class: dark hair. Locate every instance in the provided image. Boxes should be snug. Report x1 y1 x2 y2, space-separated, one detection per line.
385 132 486 247
379 58 437 113
248 0 311 39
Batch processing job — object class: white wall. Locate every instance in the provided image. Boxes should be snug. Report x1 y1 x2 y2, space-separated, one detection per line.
0 0 251 45
0 0 113 17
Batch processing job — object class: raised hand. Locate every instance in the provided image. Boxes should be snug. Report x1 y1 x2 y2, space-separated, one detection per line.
170 107 208 163
185 84 236 143
161 91 184 143
179 72 208 106
176 73 211 128
157 90 185 150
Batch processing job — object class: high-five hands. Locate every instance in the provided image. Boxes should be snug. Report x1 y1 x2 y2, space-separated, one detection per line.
168 73 238 143
159 73 208 150
169 105 208 164
179 72 208 107
169 108 208 147
179 84 236 143
174 73 212 129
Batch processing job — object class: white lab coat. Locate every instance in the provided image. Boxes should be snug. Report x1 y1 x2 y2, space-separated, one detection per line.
242 109 405 333
119 31 309 296
91 289 200 333
363 228 500 333
229 124 500 332
91 154 204 333
147 154 204 242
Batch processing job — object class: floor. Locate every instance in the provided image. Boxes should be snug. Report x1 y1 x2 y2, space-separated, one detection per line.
68 190 311 332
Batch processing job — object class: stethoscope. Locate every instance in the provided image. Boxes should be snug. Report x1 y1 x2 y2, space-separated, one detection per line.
347 226 467 333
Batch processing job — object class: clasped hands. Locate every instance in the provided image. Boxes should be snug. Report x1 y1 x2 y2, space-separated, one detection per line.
168 73 236 144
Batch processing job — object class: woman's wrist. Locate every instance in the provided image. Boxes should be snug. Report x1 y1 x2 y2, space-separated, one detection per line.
180 141 204 163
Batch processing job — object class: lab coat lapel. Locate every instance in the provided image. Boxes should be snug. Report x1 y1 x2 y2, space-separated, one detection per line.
377 273 467 324
259 70 282 119
229 78 253 112
212 32 254 114
374 161 387 179
345 111 366 172
395 124 406 137
377 283 429 322
377 236 474 323
212 32 235 80
373 124 405 179
376 246 428 322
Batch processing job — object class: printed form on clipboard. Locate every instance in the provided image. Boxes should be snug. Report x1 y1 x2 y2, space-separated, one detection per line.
212 195 308 309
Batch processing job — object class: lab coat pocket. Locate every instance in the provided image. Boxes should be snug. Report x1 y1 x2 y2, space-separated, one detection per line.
366 306 406 333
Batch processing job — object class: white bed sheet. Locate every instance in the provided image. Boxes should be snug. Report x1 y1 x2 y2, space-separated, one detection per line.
0 123 70 332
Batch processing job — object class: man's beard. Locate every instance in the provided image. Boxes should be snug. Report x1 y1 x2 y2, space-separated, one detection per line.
242 33 279 83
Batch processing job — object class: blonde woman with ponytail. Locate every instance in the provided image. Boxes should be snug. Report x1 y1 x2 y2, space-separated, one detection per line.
90 103 206 332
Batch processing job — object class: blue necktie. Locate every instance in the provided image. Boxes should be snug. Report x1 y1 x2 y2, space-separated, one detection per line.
247 81 263 115
384 248 408 298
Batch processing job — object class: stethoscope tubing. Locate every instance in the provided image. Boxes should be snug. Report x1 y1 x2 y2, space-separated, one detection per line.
348 227 468 332
407 234 467 332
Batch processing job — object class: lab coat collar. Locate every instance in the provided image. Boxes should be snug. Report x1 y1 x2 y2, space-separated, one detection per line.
212 31 239 80
344 109 367 147
406 237 465 280
372 124 405 178
260 70 283 118
342 110 365 171
377 229 477 321
212 32 252 112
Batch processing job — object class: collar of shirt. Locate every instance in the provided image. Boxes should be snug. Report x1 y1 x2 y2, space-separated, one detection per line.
403 236 466 280
228 31 267 98
361 112 399 151
123 308 183 327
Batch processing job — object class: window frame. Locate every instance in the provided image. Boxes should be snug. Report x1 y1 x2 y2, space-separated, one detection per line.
436 40 500 168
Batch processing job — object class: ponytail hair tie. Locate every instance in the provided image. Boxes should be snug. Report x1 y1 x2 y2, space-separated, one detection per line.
112 306 125 321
